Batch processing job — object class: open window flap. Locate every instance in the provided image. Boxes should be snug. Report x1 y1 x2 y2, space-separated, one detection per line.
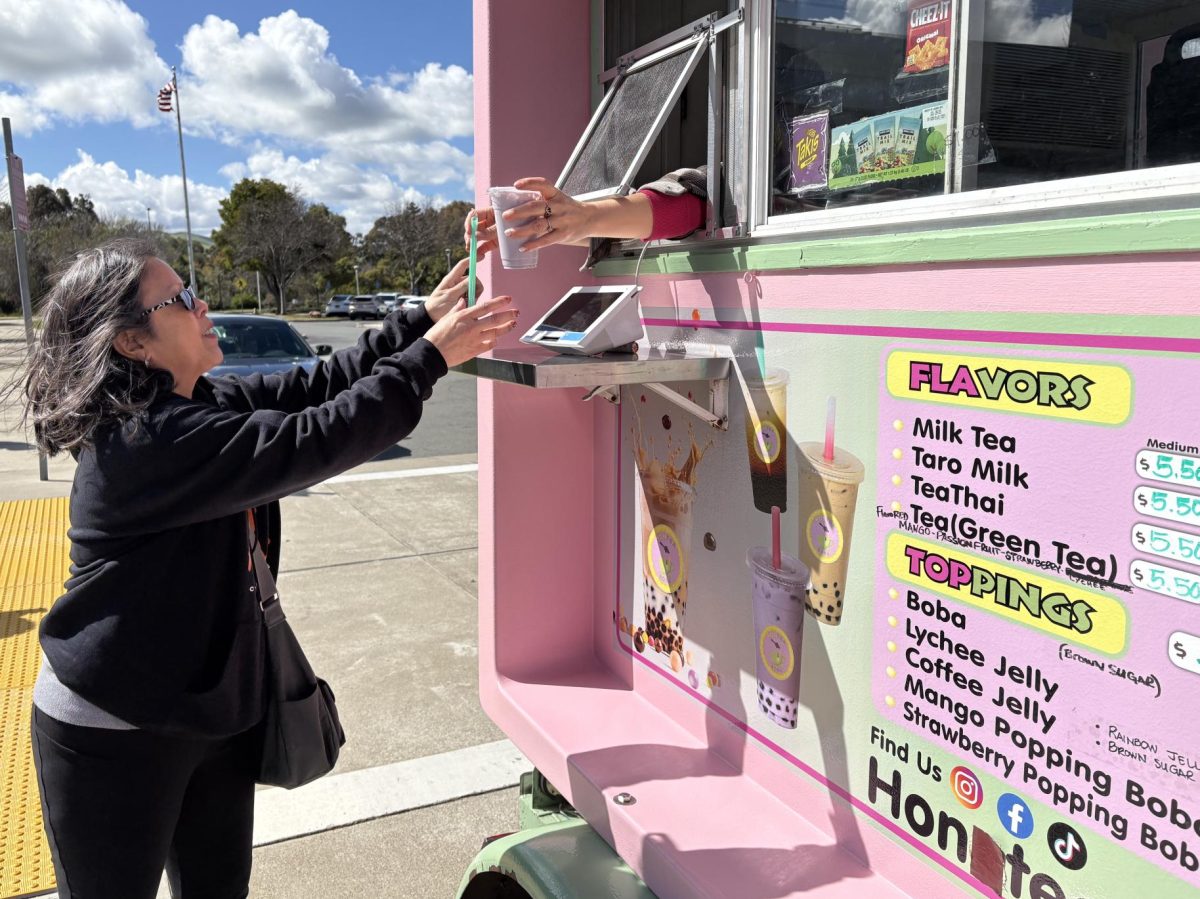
557 32 710 201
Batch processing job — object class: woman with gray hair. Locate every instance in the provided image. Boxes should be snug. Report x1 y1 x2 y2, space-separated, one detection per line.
15 238 516 898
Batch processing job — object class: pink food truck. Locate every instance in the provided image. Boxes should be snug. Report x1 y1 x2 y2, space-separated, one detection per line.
456 2 1200 897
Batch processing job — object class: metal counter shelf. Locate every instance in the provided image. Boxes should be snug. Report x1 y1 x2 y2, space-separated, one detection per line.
454 347 732 429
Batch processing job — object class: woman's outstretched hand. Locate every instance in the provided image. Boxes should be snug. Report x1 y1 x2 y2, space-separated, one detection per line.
424 295 518 368
425 257 482 323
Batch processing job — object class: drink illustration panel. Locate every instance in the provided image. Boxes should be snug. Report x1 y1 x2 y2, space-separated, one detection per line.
614 327 1200 898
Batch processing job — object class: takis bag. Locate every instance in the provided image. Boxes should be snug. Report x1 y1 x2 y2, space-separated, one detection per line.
248 512 345 789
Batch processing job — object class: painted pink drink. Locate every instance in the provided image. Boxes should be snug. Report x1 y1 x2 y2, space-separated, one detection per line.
488 186 541 270
747 546 810 729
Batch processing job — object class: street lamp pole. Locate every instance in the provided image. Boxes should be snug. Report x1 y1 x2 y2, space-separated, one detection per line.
146 207 152 230
353 264 361 295
445 247 451 272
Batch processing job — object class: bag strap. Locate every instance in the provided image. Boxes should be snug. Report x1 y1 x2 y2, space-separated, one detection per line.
247 510 286 630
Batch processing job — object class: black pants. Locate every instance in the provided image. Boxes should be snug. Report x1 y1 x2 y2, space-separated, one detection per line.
31 707 258 899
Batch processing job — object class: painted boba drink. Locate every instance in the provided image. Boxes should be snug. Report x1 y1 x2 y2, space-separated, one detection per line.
747 545 810 729
796 441 866 625
640 475 694 658
634 413 710 659
744 370 789 514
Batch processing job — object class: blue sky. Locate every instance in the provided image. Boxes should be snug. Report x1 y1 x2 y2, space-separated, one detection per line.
0 1 475 235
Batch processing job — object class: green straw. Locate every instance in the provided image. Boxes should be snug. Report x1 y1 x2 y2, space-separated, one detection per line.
468 214 478 308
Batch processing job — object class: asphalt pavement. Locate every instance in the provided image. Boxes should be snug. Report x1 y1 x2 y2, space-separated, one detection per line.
0 319 523 899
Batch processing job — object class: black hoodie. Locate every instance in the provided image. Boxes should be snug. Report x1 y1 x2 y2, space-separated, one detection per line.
40 307 447 736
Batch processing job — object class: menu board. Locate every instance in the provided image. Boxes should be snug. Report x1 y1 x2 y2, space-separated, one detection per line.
618 315 1200 897
874 347 1200 891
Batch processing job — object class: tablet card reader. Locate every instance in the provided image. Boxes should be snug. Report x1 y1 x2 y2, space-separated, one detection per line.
520 285 643 356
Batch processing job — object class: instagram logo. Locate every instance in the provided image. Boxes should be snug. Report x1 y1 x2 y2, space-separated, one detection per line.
950 766 983 809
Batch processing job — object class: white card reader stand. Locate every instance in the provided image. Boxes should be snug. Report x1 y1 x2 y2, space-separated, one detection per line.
520 285 643 356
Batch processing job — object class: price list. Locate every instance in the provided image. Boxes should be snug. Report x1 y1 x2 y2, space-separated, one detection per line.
1134 448 1200 677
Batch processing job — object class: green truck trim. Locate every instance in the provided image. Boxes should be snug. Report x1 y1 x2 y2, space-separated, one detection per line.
595 208 1200 276
456 771 658 899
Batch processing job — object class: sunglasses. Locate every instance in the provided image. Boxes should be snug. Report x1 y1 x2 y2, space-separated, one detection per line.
141 286 199 320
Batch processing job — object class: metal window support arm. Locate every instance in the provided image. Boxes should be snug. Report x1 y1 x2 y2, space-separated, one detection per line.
583 379 729 431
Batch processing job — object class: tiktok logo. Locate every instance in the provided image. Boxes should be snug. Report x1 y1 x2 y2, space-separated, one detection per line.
1047 821 1088 871
996 793 1034 839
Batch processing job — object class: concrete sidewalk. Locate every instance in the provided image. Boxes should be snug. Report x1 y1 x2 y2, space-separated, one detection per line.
0 333 525 898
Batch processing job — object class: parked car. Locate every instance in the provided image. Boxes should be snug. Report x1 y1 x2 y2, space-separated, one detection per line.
375 292 401 313
323 294 352 317
205 314 332 380
401 296 427 311
348 295 385 320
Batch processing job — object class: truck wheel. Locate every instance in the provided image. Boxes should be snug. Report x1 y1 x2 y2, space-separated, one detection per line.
460 872 533 899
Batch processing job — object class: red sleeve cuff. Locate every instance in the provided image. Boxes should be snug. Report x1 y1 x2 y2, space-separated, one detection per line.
638 188 706 241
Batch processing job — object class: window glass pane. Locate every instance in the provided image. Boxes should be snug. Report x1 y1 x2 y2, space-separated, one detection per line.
967 0 1200 189
562 41 705 197
771 1 948 217
604 1 730 208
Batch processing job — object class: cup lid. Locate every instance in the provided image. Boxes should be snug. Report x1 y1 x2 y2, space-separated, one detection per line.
746 545 809 587
798 442 866 484
745 368 789 389
488 186 540 203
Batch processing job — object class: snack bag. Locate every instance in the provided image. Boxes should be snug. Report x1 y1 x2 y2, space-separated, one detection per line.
905 0 952 73
852 122 876 174
896 113 921 166
874 115 898 168
789 112 830 192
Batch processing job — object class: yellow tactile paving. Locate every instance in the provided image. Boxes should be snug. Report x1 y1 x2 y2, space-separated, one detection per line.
0 497 69 898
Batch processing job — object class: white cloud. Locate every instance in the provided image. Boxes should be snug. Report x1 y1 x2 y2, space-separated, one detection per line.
842 0 906 36
984 0 1071 47
179 12 473 152
1 4 475 235
0 3 474 185
0 0 167 131
808 0 1068 45
220 148 452 236
30 150 225 234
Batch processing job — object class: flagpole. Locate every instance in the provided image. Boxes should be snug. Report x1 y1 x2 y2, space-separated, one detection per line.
171 66 197 289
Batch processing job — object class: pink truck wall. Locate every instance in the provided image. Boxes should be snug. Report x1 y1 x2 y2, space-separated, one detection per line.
474 3 1200 898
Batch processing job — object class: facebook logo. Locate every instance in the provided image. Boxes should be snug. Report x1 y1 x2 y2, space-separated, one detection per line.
996 793 1035 839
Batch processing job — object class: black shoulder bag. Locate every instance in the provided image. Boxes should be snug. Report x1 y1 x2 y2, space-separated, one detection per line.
248 512 346 788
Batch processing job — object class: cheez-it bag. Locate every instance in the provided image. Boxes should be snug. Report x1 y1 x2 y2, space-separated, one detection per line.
904 0 952 73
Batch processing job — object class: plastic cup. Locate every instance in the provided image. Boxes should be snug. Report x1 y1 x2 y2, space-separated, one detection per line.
640 476 695 660
488 187 541 270
745 370 789 514
747 545 810 729
796 442 866 626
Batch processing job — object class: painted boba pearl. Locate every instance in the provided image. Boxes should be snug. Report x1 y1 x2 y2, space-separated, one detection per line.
688 670 699 688
670 651 683 672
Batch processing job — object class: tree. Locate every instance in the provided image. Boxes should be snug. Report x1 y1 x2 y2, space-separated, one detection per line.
212 179 350 314
365 201 438 295
0 188 106 315
25 186 98 225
